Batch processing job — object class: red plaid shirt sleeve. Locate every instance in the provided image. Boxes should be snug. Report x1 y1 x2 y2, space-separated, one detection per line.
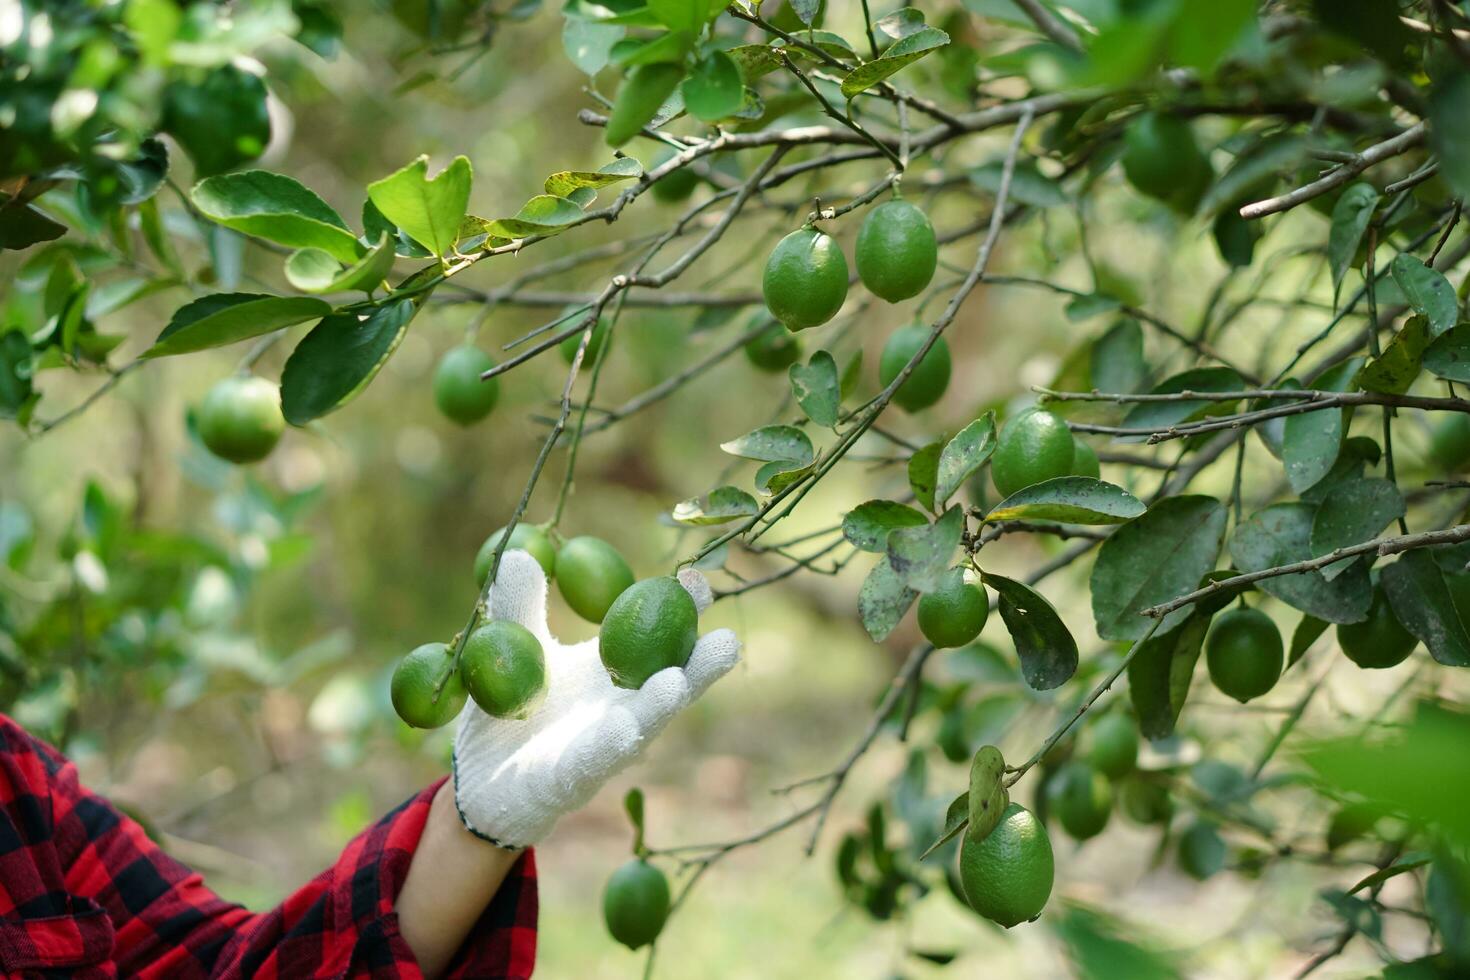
0 714 538 978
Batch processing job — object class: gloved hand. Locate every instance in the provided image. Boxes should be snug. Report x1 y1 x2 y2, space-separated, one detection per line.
453 549 740 848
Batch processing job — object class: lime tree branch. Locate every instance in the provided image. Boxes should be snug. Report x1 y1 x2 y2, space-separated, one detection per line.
1240 122 1426 219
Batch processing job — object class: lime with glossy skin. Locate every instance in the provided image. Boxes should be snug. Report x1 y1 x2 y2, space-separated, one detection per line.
1121 112 1213 213
917 568 988 648
1337 586 1417 669
1178 822 1226 880
197 376 285 464
762 226 849 331
1205 607 1283 703
555 536 635 623
744 323 803 372
991 409 1076 498
1087 713 1138 779
1120 777 1174 826
1071 439 1100 478
460 621 546 719
390 642 468 729
878 323 951 412
559 312 611 365
649 146 699 203
433 346 500 425
599 576 698 689
603 859 670 949
958 802 1054 928
1431 413 1470 471
855 199 938 303
474 524 558 585
1048 760 1113 841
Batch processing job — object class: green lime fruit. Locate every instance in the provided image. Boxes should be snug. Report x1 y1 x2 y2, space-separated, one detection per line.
559 313 612 366
1121 112 1213 213
855 199 938 303
1071 439 1100 479
1337 586 1417 669
744 322 803 372
878 323 951 412
917 568 988 648
957 802 1054 928
390 642 468 729
650 147 699 203
1120 778 1174 826
1087 713 1139 779
762 226 849 331
433 346 500 425
1178 822 1226 880
599 576 698 689
1205 607 1283 703
197 376 286 464
603 859 670 949
991 409 1076 498
1431 413 1470 471
460 621 547 719
474 524 558 585
555 536 635 623
1048 760 1113 841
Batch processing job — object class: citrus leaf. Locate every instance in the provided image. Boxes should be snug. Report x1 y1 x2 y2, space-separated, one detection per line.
1120 367 1243 438
606 62 685 146
1390 252 1458 337
683 50 744 121
671 486 759 525
934 413 997 508
145 293 331 358
986 476 1144 526
908 440 942 513
965 745 1008 843
1283 357 1362 494
366 155 472 258
279 299 417 424
1380 550 1470 667
191 171 361 264
624 787 645 852
720 424 814 464
859 555 918 642
1091 496 1227 641
1090 318 1146 394
969 160 1068 207
982 571 1078 690
1230 502 1372 624
1423 323 1470 382
483 195 587 238
842 499 929 552
886 506 964 593
1128 611 1208 739
1308 478 1404 581
1328 183 1379 305
648 0 716 31
1430 71 1470 200
840 27 949 100
1356 316 1430 394
919 793 971 861
543 157 642 198
284 233 396 295
789 350 841 427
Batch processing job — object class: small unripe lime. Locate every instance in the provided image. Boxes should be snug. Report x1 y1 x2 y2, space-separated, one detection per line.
1337 586 1416 669
475 524 558 585
1071 439 1100 479
197 376 285 464
855 199 937 303
744 323 803 372
957 802 1053 928
1178 822 1226 880
1048 760 1113 840
433 346 500 425
559 313 612 365
603 859 670 949
649 147 699 203
1205 607 1283 703
878 323 951 412
917 568 988 648
460 621 546 719
1431 413 1470 470
555 536 635 623
762 226 849 331
390 642 468 729
1120 778 1174 826
1087 713 1138 779
991 409 1075 498
599 576 698 689
1121 112 1213 213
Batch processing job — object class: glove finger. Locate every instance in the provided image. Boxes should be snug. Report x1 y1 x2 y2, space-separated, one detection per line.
684 628 740 698
554 705 642 799
488 549 551 638
676 567 714 615
625 666 692 734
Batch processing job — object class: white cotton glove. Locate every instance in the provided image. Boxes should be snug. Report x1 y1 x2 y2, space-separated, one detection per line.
452 549 740 848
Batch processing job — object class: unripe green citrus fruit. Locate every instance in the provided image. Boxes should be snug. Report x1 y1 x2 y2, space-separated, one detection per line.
390 642 468 729
1087 713 1138 779
1048 760 1113 841
1120 777 1174 826
599 576 698 689
1431 413 1470 470
1121 112 1213 213
555 536 635 623
917 568 988 648
1205 607 1283 703
1178 822 1226 880
958 802 1054 928
1337 586 1416 669
1071 439 1100 479
744 322 803 372
878 323 951 412
559 312 611 365
855 199 937 303
433 346 500 425
475 524 558 585
603 859 670 949
762 226 849 331
649 147 699 203
991 409 1075 498
460 621 546 719
197 376 285 464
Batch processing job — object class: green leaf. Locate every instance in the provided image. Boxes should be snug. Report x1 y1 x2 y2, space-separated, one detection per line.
720 424 814 464
278 299 417 424
145 293 331 358
842 500 929 552
1128 611 1208 739
482 195 587 239
1199 132 1305 216
543 157 642 198
753 459 813 494
728 44 784 80
1066 293 1123 322
1283 357 1362 494
1120 368 1243 438
1429 71 1470 202
671 486 759 525
789 0 820 26
965 746 1008 843
683 50 744 121
192 171 361 264
1356 315 1430 394
840 27 950 100
1348 854 1433 895
0 204 66 251
163 65 269 177
648 0 715 31
859 555 919 642
1308 478 1405 581
969 160 1067 207
563 16 625 75
1422 323 1470 383
981 571 1079 690
606 62 685 146
624 787 646 852
284 233 397 295
908 440 942 513
1051 903 1188 980
789 351 841 428
1090 319 1146 394
1390 253 1458 337
616 28 696 67
366 156 472 258
934 413 997 508
1380 550 1470 667
1091 496 1227 641
1328 183 1379 305
987 476 1144 525
1230 503 1372 624
886 506 964 593
1289 614 1330 668
919 793 971 861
